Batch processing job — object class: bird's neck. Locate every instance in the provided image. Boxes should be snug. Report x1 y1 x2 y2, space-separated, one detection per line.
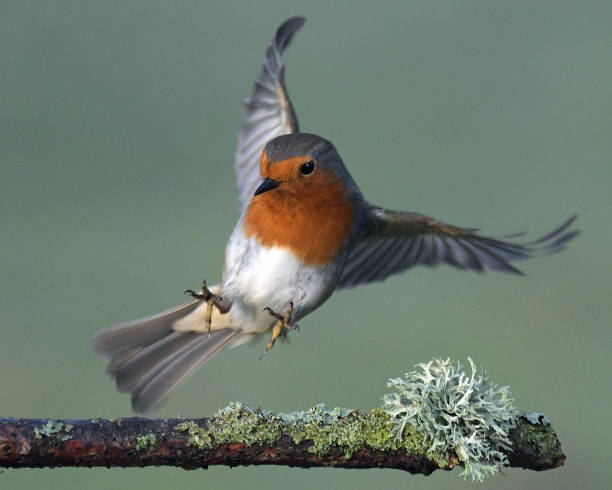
243 174 355 266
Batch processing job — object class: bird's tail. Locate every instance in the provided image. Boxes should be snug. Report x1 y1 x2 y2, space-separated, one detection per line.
93 284 244 414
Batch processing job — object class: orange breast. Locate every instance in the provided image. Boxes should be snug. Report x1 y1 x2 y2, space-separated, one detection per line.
243 172 355 266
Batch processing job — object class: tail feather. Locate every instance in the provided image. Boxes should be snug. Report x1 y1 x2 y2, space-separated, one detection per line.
106 347 144 378
93 300 201 356
130 329 238 414
93 298 240 414
115 331 196 393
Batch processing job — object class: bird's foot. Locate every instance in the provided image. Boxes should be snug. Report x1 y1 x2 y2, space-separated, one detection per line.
260 301 299 359
184 279 232 336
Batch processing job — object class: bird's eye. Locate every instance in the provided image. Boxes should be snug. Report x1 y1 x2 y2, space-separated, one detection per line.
300 161 315 175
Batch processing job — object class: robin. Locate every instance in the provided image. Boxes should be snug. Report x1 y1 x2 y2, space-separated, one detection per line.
93 17 579 413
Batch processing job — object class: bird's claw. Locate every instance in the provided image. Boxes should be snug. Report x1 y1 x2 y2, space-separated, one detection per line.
184 279 212 301
184 279 232 336
260 301 298 359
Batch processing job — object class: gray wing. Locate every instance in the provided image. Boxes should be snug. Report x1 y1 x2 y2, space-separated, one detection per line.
339 207 579 288
234 16 305 211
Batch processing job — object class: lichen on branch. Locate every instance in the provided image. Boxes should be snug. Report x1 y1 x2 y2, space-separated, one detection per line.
383 357 519 480
0 358 565 477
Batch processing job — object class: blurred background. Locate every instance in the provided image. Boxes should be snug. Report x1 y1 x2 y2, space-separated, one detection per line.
1 1 610 489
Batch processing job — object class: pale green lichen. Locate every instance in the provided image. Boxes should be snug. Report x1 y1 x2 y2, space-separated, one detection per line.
135 433 157 451
282 404 363 458
212 402 283 446
33 420 74 441
174 421 213 450
383 357 518 481
174 359 520 475
359 408 398 450
220 403 354 457
174 402 432 461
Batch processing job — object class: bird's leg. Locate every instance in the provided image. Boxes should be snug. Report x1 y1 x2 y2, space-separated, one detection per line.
260 301 299 359
184 280 232 336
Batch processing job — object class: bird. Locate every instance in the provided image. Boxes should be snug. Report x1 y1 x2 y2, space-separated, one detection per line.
93 16 579 414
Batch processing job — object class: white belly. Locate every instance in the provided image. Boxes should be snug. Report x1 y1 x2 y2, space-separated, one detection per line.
222 223 340 333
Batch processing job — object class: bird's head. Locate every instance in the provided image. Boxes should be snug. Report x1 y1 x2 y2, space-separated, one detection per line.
245 133 357 265
254 133 358 198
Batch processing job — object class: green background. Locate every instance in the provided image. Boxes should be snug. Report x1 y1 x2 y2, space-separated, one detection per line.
1 1 610 489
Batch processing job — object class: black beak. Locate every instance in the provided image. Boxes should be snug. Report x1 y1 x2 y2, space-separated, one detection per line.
254 178 280 196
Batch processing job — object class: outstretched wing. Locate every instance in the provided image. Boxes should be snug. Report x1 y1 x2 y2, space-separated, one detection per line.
234 16 305 211
338 207 579 288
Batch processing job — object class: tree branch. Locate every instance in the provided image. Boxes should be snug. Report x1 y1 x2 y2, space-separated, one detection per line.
0 404 564 475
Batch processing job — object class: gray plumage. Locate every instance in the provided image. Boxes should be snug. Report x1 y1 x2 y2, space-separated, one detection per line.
234 16 304 211
92 16 579 415
339 212 578 288
93 301 238 414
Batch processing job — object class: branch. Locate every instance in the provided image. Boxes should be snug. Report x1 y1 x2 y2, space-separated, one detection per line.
0 404 564 475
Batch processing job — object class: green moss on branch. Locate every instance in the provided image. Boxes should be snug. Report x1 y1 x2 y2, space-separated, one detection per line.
0 404 563 475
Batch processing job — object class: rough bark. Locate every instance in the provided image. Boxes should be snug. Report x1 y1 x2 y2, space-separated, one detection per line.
0 407 564 475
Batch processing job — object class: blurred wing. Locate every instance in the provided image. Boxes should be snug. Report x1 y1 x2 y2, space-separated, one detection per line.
339 207 579 288
234 16 305 211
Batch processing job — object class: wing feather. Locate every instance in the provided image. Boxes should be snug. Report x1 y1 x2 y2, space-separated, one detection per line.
338 207 579 288
234 17 305 211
